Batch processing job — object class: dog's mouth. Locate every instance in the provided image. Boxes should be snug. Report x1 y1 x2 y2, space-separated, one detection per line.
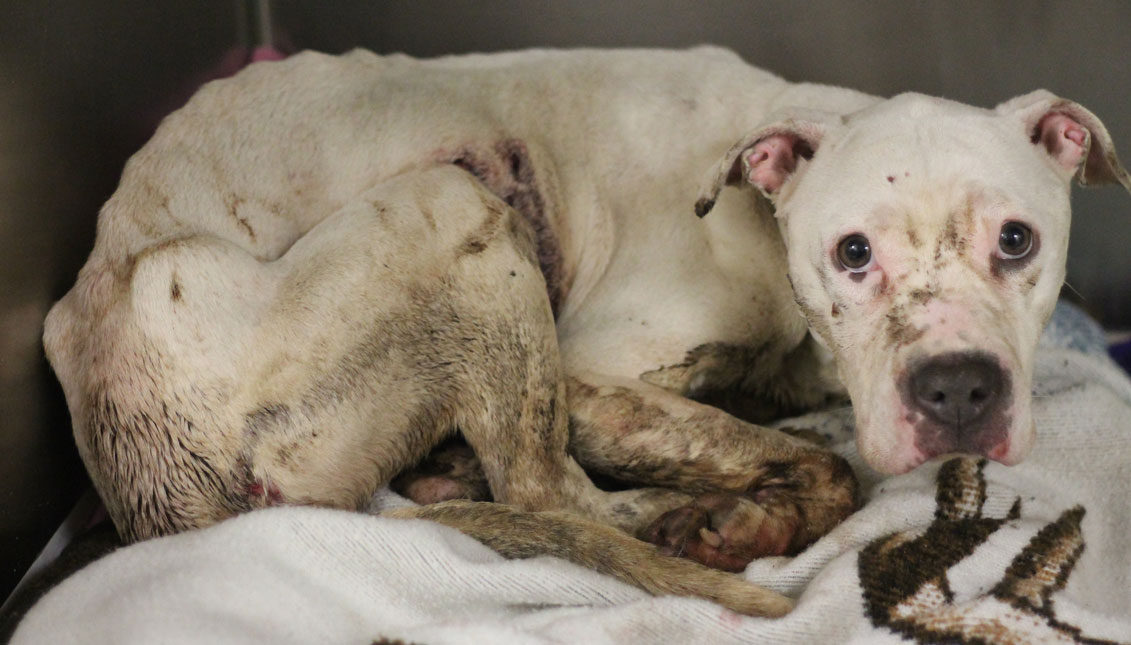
896 350 1015 468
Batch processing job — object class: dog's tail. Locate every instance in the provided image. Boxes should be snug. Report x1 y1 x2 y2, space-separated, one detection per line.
384 500 794 617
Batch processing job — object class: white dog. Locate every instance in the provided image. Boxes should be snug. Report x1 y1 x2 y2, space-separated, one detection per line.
43 47 1129 615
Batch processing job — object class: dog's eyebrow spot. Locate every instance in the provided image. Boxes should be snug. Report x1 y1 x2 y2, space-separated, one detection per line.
934 207 972 265
170 279 183 301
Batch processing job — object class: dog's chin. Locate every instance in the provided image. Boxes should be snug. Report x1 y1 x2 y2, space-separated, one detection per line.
856 403 1035 475
856 429 926 475
852 405 926 475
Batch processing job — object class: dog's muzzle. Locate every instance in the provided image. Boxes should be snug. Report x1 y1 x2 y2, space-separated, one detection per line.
900 351 1012 460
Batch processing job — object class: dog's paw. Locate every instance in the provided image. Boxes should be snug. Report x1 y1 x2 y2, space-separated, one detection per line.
391 438 492 504
641 492 801 572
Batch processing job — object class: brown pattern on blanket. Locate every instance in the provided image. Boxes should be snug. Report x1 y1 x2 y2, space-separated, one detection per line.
858 457 1120 645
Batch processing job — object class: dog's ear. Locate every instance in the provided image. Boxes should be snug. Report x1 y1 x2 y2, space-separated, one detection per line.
996 90 1131 193
696 110 838 218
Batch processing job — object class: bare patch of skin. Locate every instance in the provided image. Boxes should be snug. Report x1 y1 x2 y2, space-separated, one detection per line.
447 140 566 316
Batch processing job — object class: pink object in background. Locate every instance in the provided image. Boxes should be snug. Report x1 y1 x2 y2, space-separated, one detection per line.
251 45 287 63
141 1 290 136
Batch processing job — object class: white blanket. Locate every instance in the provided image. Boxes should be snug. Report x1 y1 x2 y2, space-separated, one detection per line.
14 304 1131 644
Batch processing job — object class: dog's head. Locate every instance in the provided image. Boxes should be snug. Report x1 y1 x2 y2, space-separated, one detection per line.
699 90 1131 474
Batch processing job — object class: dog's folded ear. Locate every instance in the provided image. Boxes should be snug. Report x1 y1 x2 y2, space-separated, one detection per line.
996 90 1131 194
695 109 840 217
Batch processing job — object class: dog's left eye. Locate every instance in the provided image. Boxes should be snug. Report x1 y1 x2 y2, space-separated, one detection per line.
836 234 872 272
998 222 1033 260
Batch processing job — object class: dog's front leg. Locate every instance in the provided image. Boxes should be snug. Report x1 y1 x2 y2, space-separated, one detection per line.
566 372 859 571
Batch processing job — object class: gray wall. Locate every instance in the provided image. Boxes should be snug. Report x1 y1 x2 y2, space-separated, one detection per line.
2 1 1130 598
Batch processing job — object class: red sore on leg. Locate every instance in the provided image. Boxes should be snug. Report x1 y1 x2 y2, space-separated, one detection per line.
248 479 285 505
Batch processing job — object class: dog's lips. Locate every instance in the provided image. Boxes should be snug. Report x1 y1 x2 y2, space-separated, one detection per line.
884 390 1020 472
987 437 1012 461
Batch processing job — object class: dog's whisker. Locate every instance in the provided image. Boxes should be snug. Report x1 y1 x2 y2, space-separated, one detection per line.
1062 279 1086 302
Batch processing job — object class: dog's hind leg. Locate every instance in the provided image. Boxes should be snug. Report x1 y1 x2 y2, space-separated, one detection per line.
438 197 698 529
375 170 797 613
564 372 859 571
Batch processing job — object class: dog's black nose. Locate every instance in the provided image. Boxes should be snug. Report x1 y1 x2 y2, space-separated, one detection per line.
907 352 1005 428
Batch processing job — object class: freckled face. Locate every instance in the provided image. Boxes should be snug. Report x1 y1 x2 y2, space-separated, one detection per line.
779 111 1069 474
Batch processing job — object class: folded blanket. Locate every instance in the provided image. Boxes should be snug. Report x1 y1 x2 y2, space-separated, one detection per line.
14 303 1131 644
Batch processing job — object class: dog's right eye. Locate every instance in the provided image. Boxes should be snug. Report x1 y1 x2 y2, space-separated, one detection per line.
836 234 872 272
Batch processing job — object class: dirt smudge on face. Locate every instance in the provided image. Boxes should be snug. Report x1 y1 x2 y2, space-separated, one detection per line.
885 303 926 348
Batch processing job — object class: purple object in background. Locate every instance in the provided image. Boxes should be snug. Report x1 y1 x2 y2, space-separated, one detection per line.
1111 340 1131 374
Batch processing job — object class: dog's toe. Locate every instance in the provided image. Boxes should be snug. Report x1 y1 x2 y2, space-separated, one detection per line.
642 492 801 572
